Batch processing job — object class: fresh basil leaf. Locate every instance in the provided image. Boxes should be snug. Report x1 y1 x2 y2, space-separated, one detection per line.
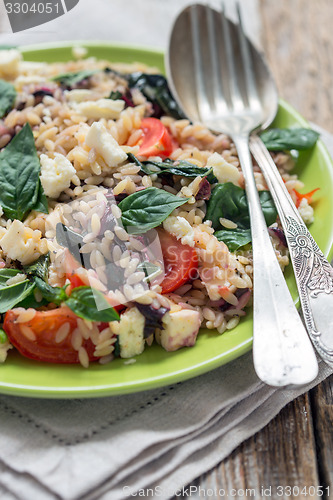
258 191 279 226
205 183 277 251
137 261 162 282
0 79 16 118
33 276 67 305
215 228 252 252
16 290 48 309
143 159 215 179
119 187 189 234
109 90 123 100
24 253 50 281
65 286 119 322
128 153 217 181
206 183 277 230
0 328 8 344
127 72 186 120
0 123 40 221
260 127 319 151
0 268 36 314
113 336 120 357
31 179 49 214
51 69 97 87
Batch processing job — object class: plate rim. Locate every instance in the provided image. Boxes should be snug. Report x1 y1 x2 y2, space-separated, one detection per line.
0 42 332 399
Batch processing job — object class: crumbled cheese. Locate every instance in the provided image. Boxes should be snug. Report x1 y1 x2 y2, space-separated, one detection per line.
0 220 44 265
298 198 314 225
75 98 124 120
65 89 94 103
207 152 241 186
163 216 195 247
85 122 127 167
0 49 22 79
40 153 76 199
117 307 145 358
19 61 48 75
0 340 12 363
72 46 88 60
14 75 46 91
155 309 201 351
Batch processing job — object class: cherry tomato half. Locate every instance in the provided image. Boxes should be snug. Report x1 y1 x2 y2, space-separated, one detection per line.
3 307 98 363
158 229 198 294
137 117 173 157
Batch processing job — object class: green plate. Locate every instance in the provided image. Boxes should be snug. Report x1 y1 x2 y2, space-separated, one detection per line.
1 42 333 398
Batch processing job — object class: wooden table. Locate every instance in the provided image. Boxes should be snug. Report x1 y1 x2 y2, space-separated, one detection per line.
182 1 333 498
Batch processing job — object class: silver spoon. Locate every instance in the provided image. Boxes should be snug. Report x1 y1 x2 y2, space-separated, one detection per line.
166 3 319 387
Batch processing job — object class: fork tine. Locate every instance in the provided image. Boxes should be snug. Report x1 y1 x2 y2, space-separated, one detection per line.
190 4 211 120
220 3 244 112
235 2 260 111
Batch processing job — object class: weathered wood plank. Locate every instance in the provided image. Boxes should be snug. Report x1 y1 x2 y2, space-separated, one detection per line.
310 375 333 497
178 394 319 499
260 0 333 132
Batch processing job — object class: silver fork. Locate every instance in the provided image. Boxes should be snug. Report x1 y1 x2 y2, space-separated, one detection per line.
167 3 318 386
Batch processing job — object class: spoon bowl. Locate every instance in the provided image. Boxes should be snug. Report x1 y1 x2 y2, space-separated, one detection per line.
166 4 277 134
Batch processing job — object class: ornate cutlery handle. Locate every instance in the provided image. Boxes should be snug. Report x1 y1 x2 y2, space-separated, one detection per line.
234 135 318 387
250 134 333 367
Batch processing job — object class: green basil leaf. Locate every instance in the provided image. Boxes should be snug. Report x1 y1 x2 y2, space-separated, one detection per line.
119 187 189 234
127 72 186 120
113 336 120 357
33 276 67 305
215 228 252 252
260 127 319 151
0 328 8 344
109 90 123 100
24 253 50 281
0 79 16 118
31 178 49 214
0 268 35 313
52 69 97 87
128 153 217 181
65 286 119 322
205 183 277 251
0 123 40 220
16 290 48 309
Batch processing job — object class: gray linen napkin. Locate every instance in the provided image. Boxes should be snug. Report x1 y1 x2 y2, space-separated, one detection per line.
0 356 331 500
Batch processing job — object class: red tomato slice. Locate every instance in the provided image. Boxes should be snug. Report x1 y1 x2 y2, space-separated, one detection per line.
158 229 198 294
3 307 98 363
137 117 173 157
64 249 125 313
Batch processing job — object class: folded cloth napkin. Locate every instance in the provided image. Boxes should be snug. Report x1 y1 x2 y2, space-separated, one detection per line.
0 356 331 500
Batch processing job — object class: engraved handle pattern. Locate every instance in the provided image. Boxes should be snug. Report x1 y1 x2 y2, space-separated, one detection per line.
284 215 333 363
250 134 333 367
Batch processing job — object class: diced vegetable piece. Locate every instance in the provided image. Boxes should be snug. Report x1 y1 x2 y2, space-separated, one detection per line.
3 307 97 363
